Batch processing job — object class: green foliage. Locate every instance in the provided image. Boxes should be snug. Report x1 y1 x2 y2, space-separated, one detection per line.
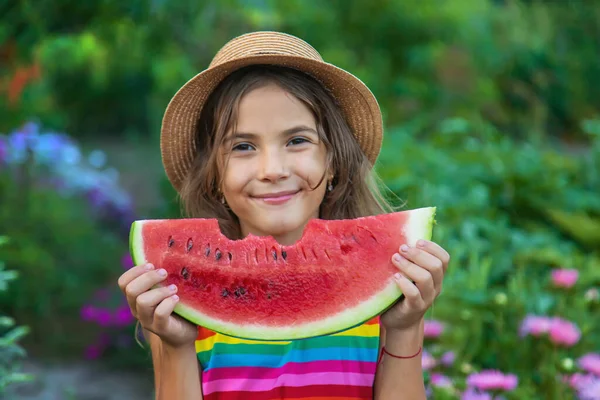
0 236 34 395
3 0 599 143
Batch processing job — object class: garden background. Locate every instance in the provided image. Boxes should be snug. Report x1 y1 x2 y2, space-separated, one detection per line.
1 0 599 399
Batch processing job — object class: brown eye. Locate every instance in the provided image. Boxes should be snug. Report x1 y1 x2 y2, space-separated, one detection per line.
232 142 255 152
288 137 309 146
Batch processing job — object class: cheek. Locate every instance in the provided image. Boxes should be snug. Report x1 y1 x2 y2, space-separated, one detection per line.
295 150 328 185
222 159 253 194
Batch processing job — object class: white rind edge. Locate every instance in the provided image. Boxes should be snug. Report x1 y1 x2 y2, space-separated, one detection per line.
403 206 437 247
168 206 437 341
130 221 148 266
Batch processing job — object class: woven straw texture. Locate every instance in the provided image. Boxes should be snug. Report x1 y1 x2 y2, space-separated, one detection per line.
161 31 383 192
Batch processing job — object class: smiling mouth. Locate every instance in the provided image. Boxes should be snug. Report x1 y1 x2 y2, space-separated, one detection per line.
251 190 300 205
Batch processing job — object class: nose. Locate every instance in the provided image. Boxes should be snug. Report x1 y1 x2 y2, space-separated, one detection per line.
258 147 290 182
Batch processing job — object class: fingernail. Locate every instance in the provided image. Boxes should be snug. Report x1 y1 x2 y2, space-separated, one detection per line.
394 273 404 281
145 263 154 270
400 244 409 253
417 240 426 247
172 295 179 302
158 269 167 277
393 253 403 262
168 284 177 292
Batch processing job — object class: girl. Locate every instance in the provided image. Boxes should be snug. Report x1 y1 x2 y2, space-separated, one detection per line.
118 31 450 400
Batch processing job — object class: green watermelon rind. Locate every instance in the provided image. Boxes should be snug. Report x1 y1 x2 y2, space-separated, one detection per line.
128 206 436 341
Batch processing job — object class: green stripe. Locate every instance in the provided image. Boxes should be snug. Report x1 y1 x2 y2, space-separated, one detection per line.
197 335 379 359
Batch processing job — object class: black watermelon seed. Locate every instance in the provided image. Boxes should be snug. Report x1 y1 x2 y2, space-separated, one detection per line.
267 293 272 300
221 289 230 298
205 246 210 257
228 252 232 261
215 250 222 260
181 267 189 280
186 238 193 252
272 250 277 261
234 287 246 298
168 236 174 248
281 251 287 261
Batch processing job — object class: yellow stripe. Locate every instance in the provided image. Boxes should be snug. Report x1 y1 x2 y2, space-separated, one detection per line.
195 324 379 353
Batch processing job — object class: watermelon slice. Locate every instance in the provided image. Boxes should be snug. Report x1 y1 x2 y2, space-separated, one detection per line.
129 207 436 341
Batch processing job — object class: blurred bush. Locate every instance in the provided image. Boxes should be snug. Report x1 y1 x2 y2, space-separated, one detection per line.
373 118 600 398
2 0 599 143
0 122 139 361
0 235 33 395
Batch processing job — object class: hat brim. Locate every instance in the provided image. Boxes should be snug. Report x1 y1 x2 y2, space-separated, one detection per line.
161 54 383 192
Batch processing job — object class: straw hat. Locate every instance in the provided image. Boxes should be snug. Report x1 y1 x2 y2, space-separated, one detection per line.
161 31 383 192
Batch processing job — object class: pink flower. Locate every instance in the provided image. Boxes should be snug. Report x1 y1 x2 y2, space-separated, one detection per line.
422 349 437 371
424 320 445 338
441 351 456 366
551 268 579 288
466 370 518 391
114 306 135 327
431 373 453 388
519 315 552 337
579 353 600 376
461 388 492 400
548 317 581 347
567 373 596 390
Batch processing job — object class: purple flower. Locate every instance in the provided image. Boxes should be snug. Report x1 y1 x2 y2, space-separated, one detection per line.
519 315 552 337
424 320 445 338
0 137 6 164
461 387 492 400
441 351 456 366
577 376 600 400
80 305 97 322
466 370 518 391
431 373 453 388
95 308 113 327
114 306 135 327
121 254 134 269
579 353 600 377
84 344 103 360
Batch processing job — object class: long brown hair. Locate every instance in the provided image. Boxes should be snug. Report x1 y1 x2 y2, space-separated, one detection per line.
178 65 395 239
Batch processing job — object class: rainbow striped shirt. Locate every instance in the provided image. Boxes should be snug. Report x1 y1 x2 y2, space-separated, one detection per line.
195 317 381 399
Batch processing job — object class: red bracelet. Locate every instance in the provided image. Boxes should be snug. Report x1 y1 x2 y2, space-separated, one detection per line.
377 346 422 364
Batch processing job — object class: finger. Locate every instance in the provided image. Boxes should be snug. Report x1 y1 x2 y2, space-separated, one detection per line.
416 240 450 272
393 273 423 309
400 245 444 292
136 284 178 325
153 294 180 331
125 269 169 314
118 264 155 315
118 263 154 292
392 254 435 303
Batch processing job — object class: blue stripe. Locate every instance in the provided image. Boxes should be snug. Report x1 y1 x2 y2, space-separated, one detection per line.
204 347 378 370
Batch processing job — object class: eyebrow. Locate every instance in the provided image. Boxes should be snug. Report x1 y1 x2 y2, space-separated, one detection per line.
225 125 318 142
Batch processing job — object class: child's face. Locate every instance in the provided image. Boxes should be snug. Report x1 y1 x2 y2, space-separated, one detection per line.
220 83 329 245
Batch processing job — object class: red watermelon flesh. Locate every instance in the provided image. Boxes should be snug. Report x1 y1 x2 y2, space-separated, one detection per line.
129 207 436 341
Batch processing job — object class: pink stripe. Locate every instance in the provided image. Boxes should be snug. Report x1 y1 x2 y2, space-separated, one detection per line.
203 360 376 380
202 371 374 395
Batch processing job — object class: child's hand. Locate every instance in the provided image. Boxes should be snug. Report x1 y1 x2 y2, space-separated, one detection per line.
380 240 450 332
117 264 198 348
